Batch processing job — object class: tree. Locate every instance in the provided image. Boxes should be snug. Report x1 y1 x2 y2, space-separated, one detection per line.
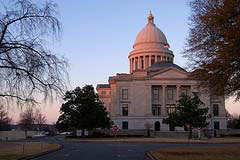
0 0 68 106
56 85 111 137
19 107 35 137
35 109 46 131
227 112 240 129
0 105 12 131
163 94 209 139
184 0 240 100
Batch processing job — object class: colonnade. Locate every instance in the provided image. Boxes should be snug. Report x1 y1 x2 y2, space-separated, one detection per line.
129 55 173 73
153 85 192 116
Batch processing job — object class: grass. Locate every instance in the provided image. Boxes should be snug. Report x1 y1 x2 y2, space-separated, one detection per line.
0 142 60 160
151 146 240 160
65 137 240 144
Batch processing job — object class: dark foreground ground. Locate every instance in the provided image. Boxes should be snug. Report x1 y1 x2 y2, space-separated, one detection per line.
29 136 240 160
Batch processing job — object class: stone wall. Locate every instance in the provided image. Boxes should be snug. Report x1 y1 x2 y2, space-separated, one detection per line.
96 129 240 138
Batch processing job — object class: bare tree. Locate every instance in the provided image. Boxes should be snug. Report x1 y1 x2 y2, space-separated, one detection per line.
35 109 46 131
19 107 35 137
0 105 12 130
0 0 68 106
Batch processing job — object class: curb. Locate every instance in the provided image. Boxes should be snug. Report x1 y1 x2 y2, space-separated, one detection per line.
19 144 64 160
145 152 158 160
65 139 240 145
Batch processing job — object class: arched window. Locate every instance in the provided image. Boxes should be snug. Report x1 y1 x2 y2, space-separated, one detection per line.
154 121 160 131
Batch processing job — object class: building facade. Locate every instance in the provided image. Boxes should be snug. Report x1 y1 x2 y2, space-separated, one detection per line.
97 12 227 131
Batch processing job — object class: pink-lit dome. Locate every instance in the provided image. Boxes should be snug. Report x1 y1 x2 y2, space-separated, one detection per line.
134 23 168 47
133 11 170 50
128 11 174 74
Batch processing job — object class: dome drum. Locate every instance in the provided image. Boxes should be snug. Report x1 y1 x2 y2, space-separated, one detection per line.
129 11 174 74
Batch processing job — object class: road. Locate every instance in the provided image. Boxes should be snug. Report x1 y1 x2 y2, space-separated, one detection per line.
30 136 237 160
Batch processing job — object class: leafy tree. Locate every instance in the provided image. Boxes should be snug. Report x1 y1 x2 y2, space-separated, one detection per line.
163 94 209 139
0 0 68 106
56 85 111 136
18 107 35 137
0 105 12 131
184 0 240 100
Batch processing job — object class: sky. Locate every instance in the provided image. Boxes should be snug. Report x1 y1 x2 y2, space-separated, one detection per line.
8 0 240 124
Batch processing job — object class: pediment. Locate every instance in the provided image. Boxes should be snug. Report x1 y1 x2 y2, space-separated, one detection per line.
150 67 189 79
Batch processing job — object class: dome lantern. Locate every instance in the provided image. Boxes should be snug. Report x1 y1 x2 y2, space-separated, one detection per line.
148 10 154 24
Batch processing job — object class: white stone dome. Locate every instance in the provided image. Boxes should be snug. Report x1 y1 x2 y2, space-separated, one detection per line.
128 11 174 74
133 11 170 50
134 23 168 48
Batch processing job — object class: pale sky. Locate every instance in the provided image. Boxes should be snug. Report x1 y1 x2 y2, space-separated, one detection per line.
8 0 240 124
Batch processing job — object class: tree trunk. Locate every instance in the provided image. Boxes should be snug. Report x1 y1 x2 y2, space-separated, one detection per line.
189 127 193 139
25 129 27 138
81 129 85 138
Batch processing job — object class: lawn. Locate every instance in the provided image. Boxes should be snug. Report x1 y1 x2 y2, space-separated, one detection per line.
151 146 240 160
0 142 60 160
66 137 240 144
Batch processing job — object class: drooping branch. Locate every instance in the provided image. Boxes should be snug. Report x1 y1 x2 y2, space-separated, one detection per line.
0 0 68 106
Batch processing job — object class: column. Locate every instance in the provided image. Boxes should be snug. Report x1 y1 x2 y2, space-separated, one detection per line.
176 85 180 101
138 56 141 70
129 59 132 73
132 58 136 71
144 56 147 70
132 58 134 72
162 85 166 116
116 86 121 117
155 55 157 63
135 57 138 70
145 85 152 116
149 55 152 67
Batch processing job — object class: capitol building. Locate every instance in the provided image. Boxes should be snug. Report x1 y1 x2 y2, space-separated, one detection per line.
97 12 227 131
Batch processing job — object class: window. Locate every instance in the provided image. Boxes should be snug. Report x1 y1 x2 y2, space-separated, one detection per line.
166 104 176 114
122 89 128 100
141 59 144 69
214 121 220 129
213 104 219 116
153 89 159 100
101 91 106 96
181 89 187 96
122 104 128 116
167 88 174 100
152 105 161 116
212 95 218 100
122 121 128 130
